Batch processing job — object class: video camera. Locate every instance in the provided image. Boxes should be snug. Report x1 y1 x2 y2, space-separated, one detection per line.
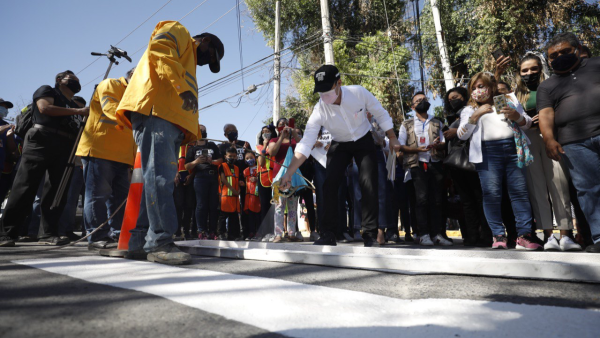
91 45 132 65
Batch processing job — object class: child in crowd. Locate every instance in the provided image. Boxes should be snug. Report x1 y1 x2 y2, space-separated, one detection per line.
218 148 244 240
243 150 261 240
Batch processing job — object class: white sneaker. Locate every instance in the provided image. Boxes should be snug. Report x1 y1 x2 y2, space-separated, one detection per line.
354 231 363 241
433 234 453 246
419 234 434 246
559 236 583 251
343 232 354 242
309 232 320 241
544 234 561 251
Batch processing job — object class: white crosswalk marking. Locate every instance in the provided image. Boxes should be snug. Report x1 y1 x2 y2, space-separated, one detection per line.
15 257 600 338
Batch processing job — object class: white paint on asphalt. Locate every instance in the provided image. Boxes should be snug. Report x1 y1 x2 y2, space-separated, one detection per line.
15 257 600 338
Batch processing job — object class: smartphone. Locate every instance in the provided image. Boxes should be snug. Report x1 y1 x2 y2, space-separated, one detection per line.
493 95 508 113
288 118 295 129
201 149 210 156
492 48 504 60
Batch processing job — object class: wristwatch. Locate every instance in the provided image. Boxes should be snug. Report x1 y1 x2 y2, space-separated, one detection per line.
468 117 477 125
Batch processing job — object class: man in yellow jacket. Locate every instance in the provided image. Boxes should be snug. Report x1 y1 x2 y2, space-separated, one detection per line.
76 68 137 250
115 21 224 265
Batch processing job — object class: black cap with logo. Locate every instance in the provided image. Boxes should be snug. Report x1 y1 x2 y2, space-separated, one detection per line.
194 32 225 73
0 98 13 108
313 65 340 94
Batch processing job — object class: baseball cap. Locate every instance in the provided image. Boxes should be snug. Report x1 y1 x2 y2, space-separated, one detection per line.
313 65 340 94
194 33 225 73
0 98 13 109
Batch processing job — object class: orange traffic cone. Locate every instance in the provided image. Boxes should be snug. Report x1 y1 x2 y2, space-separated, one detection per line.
117 151 144 250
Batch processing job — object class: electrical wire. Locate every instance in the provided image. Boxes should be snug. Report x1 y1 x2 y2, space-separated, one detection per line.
235 0 245 89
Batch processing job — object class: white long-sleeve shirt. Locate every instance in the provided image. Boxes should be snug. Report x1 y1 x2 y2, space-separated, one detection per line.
295 85 394 158
457 93 531 163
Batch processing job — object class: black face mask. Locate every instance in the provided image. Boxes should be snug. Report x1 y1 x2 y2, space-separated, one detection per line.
197 46 211 66
227 131 238 142
449 99 466 112
226 157 235 165
521 72 540 91
415 100 431 113
201 131 207 139
64 79 81 94
551 52 579 72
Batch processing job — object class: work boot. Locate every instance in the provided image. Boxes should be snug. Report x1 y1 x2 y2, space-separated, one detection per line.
146 243 192 265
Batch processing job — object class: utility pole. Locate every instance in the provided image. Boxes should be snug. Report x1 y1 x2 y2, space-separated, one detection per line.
320 0 335 65
430 0 454 92
413 0 425 92
272 0 281 123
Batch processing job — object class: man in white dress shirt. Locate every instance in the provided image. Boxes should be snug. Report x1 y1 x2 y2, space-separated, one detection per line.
279 65 400 247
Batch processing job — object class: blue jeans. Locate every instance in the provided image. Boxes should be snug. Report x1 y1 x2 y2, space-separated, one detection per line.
194 172 219 234
58 165 84 236
81 157 130 242
562 135 600 244
475 138 532 237
128 113 183 252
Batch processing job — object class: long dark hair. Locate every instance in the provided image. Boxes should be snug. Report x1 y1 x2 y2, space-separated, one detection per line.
258 125 277 144
443 86 468 115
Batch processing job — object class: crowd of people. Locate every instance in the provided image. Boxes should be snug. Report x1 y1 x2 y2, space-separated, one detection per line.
0 22 598 266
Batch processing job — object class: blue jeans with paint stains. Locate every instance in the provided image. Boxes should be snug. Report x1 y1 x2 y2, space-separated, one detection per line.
128 113 184 252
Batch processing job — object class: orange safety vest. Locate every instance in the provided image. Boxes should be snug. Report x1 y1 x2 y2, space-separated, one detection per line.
219 163 240 213
256 145 274 187
243 166 261 213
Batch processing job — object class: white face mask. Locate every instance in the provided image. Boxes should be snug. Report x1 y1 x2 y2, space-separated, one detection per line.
0 106 8 118
319 85 339 104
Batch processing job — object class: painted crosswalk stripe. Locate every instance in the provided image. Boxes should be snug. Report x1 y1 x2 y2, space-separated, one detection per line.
15 257 600 338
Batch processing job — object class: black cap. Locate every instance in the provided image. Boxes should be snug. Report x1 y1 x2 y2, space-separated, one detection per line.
194 33 224 73
313 65 340 94
0 98 13 109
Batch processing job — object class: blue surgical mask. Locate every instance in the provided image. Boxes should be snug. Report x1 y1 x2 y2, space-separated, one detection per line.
246 159 256 166
0 106 8 118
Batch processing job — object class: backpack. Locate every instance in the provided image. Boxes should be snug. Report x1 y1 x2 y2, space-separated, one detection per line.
15 104 33 139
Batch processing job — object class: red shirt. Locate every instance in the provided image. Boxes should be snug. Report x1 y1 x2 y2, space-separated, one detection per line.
269 138 296 176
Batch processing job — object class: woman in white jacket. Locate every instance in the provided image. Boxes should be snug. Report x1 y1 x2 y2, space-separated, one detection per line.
457 72 541 250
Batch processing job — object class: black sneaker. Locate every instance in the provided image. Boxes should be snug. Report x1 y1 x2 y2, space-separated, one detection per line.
585 242 600 253
313 232 336 246
217 234 228 241
17 236 38 243
363 235 381 248
124 248 148 260
404 234 414 242
0 235 15 247
38 236 70 246
386 233 404 244
147 243 192 265
88 238 118 251
63 232 82 241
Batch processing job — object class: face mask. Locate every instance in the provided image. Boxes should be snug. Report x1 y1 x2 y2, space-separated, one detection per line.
415 100 431 113
201 131 207 139
0 106 8 118
64 79 81 94
246 159 256 166
226 157 235 165
226 131 238 142
263 132 271 141
319 85 339 104
197 47 211 66
551 52 579 72
277 126 284 132
521 72 540 90
471 87 490 103
449 99 466 112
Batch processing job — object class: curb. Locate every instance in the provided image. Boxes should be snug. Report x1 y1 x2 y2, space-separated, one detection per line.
177 240 600 283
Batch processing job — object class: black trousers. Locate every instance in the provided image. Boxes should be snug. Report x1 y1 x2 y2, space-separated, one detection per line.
1 128 74 239
323 132 378 238
410 161 445 237
173 179 196 236
218 211 240 239
257 183 273 237
450 169 490 242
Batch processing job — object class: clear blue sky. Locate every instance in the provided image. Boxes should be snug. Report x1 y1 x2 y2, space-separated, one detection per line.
0 0 439 142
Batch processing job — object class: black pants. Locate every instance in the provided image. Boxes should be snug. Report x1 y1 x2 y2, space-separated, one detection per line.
193 172 219 234
218 211 240 239
257 183 273 236
323 132 378 238
173 178 196 236
450 169 490 242
239 186 248 238
410 161 445 237
1 128 74 239
246 211 260 235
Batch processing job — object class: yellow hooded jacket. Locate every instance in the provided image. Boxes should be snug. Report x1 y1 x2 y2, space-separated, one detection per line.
76 77 136 166
115 21 200 144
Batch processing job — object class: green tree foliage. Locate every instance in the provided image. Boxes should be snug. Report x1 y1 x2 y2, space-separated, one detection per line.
419 0 600 94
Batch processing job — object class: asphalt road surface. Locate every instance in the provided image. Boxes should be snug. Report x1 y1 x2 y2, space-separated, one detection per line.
1 243 599 338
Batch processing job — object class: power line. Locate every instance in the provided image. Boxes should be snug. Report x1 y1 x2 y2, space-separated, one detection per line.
235 0 245 89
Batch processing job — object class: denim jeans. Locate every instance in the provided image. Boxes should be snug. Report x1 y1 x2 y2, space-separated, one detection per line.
128 113 183 252
194 172 219 234
475 138 532 237
562 134 600 243
81 157 130 242
58 165 85 236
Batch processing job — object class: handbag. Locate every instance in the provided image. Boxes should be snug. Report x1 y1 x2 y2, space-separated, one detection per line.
443 140 476 172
